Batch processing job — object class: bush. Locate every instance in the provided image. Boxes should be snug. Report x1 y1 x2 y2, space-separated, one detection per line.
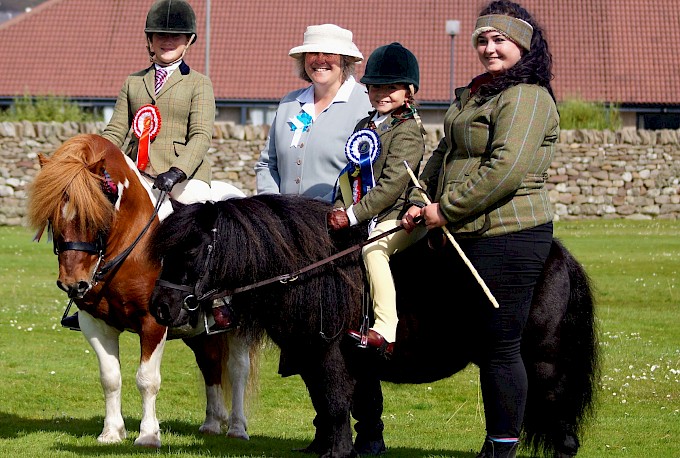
558 97 621 130
0 95 102 122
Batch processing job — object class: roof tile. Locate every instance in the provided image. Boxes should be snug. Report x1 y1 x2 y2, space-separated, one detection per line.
0 0 676 106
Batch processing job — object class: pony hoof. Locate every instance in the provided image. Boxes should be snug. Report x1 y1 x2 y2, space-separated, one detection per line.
354 438 386 455
227 428 250 440
97 428 127 444
199 422 223 435
134 434 161 448
293 440 327 454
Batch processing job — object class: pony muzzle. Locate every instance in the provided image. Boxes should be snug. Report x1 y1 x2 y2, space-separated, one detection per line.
57 279 93 299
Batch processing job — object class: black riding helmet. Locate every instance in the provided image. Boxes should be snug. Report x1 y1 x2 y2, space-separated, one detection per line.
145 0 197 44
360 42 419 93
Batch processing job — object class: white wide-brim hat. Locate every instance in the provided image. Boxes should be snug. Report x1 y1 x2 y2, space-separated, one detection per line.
289 24 363 62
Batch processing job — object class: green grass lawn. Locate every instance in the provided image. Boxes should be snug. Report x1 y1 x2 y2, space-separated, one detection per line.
0 220 678 457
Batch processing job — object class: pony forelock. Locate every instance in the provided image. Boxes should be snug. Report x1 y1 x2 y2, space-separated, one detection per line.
27 134 116 236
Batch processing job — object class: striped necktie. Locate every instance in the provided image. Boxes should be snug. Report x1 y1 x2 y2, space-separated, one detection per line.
154 67 168 94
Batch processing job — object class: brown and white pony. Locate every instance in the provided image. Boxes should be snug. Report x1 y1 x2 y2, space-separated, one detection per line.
26 134 258 447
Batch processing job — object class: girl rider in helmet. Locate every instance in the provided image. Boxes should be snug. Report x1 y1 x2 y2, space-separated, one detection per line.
327 43 426 357
62 0 232 332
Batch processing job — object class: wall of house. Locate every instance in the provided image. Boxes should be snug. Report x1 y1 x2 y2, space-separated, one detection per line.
621 111 637 129
0 121 678 227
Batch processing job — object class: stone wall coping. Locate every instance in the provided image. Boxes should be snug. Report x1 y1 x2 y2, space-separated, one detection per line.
1 121 680 146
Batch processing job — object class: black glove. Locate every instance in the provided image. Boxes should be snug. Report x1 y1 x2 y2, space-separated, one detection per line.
154 167 187 192
327 208 350 231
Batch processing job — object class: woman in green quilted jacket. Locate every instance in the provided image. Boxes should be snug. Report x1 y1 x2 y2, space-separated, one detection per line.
402 1 558 457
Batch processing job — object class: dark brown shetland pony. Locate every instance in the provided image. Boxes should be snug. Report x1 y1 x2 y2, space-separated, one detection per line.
26 134 258 447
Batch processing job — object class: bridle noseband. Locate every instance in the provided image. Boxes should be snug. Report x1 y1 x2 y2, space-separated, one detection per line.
155 228 220 312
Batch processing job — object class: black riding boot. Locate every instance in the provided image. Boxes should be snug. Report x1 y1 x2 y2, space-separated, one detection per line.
476 438 518 458
61 312 81 331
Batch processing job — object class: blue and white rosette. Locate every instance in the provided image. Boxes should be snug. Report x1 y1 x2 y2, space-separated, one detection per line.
287 110 313 147
341 128 381 203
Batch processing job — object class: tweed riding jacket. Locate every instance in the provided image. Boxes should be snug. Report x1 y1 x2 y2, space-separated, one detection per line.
334 108 425 224
102 61 215 184
412 82 559 237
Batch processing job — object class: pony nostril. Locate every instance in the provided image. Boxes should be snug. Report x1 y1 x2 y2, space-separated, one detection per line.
56 280 90 298
150 302 166 321
77 281 90 292
56 280 68 293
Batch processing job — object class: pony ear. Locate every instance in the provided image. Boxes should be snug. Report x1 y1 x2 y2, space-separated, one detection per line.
87 157 107 175
38 153 50 168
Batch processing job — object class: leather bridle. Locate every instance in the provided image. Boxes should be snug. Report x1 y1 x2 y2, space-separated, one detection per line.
52 183 167 291
155 222 407 314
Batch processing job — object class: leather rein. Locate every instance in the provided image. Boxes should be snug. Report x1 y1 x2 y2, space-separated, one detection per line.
156 223 407 309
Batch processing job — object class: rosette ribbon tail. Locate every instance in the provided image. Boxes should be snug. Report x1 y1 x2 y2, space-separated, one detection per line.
137 117 151 171
357 145 375 200
132 104 162 172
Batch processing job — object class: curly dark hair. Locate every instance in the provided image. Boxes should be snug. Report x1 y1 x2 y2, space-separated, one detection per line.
475 0 556 102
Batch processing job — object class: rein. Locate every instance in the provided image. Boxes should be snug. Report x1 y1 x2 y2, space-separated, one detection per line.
160 223 407 305
94 190 166 282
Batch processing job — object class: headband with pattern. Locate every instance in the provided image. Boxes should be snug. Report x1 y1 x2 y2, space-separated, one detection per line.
471 14 533 51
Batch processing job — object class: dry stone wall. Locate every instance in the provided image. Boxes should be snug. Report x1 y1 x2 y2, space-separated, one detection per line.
1 121 678 227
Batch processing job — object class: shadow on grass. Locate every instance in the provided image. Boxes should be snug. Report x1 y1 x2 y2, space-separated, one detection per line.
0 411 485 457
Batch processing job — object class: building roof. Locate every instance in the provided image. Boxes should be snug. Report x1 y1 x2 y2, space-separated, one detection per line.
0 0 677 106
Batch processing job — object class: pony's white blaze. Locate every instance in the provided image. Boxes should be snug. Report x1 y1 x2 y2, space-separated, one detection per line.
61 200 75 221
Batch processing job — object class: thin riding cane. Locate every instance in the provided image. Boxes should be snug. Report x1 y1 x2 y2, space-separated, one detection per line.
403 161 500 308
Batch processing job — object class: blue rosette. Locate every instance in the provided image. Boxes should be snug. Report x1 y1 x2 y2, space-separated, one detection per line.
345 128 381 166
344 129 381 201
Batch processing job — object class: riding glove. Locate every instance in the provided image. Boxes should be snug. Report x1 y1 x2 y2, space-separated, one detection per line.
154 167 187 192
327 208 350 231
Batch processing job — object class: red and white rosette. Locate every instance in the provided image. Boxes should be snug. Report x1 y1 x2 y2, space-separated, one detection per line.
132 104 161 171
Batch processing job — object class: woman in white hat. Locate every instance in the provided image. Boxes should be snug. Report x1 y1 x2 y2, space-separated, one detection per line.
255 24 372 202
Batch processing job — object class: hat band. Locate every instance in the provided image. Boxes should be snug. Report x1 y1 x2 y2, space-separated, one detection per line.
471 14 533 51
289 39 362 59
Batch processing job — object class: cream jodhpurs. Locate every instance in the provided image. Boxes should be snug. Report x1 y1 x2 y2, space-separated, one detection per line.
362 219 426 342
